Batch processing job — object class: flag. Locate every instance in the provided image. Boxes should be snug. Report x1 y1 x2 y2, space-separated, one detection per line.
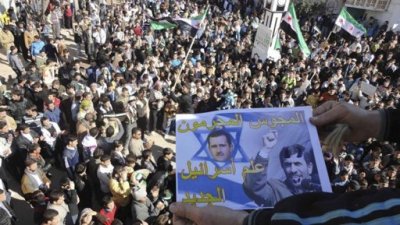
174 9 208 36
335 7 366 38
274 34 281 50
150 17 177 30
280 3 311 57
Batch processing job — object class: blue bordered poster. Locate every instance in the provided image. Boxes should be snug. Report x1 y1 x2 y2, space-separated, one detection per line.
176 107 332 210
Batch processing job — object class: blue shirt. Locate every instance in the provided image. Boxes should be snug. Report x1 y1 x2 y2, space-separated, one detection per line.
31 40 45 57
44 107 61 124
170 59 182 68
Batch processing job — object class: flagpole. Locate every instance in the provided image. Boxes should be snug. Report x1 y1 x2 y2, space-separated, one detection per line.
327 31 332 40
328 7 343 40
173 4 209 90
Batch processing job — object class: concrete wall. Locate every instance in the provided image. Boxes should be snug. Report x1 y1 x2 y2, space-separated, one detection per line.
366 0 400 32
0 0 16 13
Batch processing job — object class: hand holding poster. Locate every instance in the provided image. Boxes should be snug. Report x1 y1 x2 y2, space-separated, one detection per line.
176 107 331 210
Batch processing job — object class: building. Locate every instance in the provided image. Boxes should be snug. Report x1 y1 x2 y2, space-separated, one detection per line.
345 0 399 31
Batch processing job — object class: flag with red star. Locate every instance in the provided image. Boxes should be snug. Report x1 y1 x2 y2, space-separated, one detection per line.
334 7 366 38
281 3 311 57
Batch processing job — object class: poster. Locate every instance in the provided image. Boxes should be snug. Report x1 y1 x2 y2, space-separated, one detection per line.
361 81 377 97
251 24 272 62
176 107 331 210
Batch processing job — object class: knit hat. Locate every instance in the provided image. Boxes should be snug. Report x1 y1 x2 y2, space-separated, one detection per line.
79 208 96 224
132 187 147 201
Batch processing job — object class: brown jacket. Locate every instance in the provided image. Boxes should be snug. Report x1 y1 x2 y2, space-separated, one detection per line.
21 169 50 195
0 30 14 50
24 30 39 49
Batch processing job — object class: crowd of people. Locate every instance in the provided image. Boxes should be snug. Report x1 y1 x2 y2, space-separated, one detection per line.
0 0 399 224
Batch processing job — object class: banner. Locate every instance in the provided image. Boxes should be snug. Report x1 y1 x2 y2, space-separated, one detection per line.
251 24 273 62
176 107 332 210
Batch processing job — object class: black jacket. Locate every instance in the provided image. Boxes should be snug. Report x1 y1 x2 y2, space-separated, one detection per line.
244 188 400 225
170 93 194 114
8 98 29 122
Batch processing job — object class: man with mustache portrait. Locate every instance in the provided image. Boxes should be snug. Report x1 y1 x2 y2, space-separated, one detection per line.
243 131 320 207
207 129 234 162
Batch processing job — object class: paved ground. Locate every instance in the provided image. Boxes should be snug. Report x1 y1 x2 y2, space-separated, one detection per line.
0 29 176 225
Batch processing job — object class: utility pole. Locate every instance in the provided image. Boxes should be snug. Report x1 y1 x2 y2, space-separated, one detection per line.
262 0 291 59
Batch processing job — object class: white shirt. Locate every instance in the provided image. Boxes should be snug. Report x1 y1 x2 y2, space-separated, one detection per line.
136 98 149 118
93 28 107 45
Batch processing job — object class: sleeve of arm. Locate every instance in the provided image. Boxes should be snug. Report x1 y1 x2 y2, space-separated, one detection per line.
21 179 31 195
149 91 155 103
16 59 25 71
382 109 400 142
244 189 400 225
145 99 150 118
0 141 8 157
242 209 275 225
64 157 74 177
169 92 178 102
110 179 130 195
9 118 17 131
113 120 124 141
68 190 79 204
53 122 62 134
64 156 70 168
242 155 276 206
16 139 28 150
75 179 85 192
149 199 161 217
41 171 51 184
8 103 16 114
23 33 29 48
97 171 109 187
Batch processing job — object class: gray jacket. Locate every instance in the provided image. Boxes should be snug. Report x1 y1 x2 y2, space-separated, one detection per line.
131 197 161 223
8 53 25 72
